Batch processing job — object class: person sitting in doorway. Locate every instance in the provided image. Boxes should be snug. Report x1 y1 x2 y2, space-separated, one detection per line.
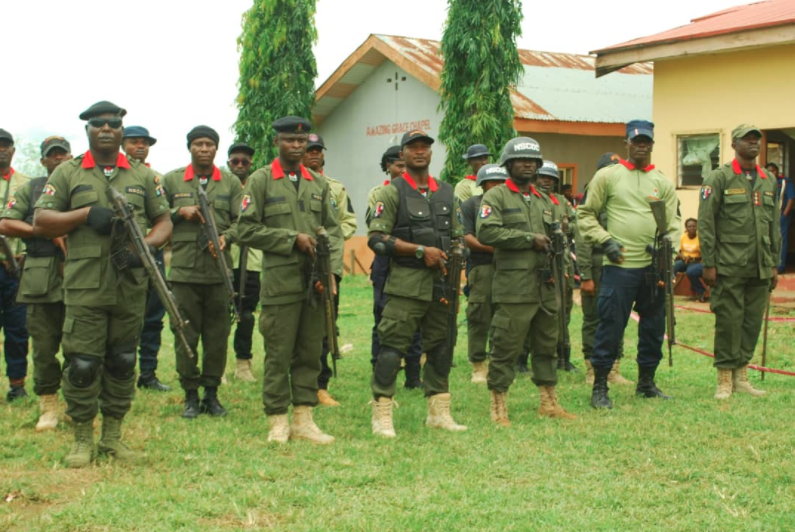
674 218 706 302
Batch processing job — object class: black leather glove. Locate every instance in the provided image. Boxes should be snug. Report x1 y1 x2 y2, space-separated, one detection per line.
86 207 115 235
603 239 625 264
127 244 157 268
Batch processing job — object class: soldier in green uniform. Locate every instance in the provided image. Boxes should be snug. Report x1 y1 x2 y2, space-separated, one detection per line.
477 137 576 426
0 136 70 429
699 124 780 400
454 144 491 204
303 133 357 407
238 116 342 445
368 129 467 438
227 142 262 383
0 128 31 401
536 160 578 372
33 101 172 467
459 163 507 383
163 126 242 419
577 153 631 386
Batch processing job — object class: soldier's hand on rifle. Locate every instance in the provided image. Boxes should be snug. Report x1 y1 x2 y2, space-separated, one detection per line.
213 235 226 252
178 206 205 224
771 268 779 291
581 279 595 296
313 276 338 296
603 239 625 264
295 233 317 259
52 236 67 256
85 206 116 235
423 246 448 275
702 266 717 287
127 244 157 268
531 234 551 252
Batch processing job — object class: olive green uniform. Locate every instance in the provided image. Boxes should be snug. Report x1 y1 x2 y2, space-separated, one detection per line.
326 175 357 239
369 175 462 398
454 176 481 204
237 159 342 416
34 152 169 422
698 160 780 369
477 181 559 391
460 194 493 364
163 165 242 391
2 177 65 396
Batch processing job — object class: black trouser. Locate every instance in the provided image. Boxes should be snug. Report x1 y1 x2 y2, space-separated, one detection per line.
138 249 165 375
318 275 341 390
232 268 261 360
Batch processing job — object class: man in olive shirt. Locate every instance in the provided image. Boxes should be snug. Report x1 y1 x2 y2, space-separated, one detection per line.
238 116 343 445
0 128 31 402
477 138 576 426
0 136 70 428
368 130 467 438
454 144 491 204
303 133 357 406
578 120 680 410
227 142 262 383
33 101 172 467
699 124 780 400
163 126 242 419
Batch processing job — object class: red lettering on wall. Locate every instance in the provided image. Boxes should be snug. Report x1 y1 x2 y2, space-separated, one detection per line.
366 119 432 137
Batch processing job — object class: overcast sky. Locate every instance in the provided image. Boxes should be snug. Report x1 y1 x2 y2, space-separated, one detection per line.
5 0 745 172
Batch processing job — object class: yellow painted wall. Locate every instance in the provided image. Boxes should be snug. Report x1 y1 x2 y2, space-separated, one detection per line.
652 43 795 227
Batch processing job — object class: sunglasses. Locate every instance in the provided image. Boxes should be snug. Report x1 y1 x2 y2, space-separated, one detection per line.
88 117 123 129
229 158 251 166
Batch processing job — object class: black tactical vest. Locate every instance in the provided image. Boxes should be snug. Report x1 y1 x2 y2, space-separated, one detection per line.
24 177 61 258
467 195 493 267
391 177 454 269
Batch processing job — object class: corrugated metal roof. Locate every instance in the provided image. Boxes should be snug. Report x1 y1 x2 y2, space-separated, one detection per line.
594 0 795 53
315 34 652 124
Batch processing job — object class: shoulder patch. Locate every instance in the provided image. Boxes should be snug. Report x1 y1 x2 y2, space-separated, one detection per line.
241 194 252 212
7 199 16 209
374 201 385 218
43 184 56 196
480 205 492 219
700 186 712 200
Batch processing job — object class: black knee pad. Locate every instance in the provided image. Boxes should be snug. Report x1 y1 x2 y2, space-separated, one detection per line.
428 343 453 375
374 347 403 387
68 354 102 388
106 344 137 380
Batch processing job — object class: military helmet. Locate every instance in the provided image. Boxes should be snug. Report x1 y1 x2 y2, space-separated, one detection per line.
499 137 543 167
475 163 509 187
537 160 559 180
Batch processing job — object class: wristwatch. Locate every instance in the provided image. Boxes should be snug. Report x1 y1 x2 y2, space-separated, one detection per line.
415 245 425 259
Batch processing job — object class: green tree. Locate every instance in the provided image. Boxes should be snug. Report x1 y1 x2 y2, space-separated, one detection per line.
438 0 524 184
9 139 43 177
234 0 318 167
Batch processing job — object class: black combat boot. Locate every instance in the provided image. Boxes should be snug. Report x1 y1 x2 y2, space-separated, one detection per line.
404 357 423 390
182 389 200 419
515 351 530 374
636 366 672 400
6 383 28 402
137 371 171 392
562 346 578 372
591 366 613 409
200 387 228 417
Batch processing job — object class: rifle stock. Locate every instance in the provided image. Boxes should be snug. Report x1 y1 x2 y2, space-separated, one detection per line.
649 200 676 366
315 226 340 377
106 186 195 358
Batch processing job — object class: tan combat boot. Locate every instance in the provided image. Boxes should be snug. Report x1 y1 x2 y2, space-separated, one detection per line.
538 386 577 420
426 393 467 431
98 417 142 463
35 394 59 432
471 362 488 384
234 359 256 382
489 390 510 427
732 366 766 396
291 406 335 444
608 359 634 385
267 414 290 443
714 368 733 400
317 389 341 407
371 397 396 438
65 420 95 468
584 360 595 386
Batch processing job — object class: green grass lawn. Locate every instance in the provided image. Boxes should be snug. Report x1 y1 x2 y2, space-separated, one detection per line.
2 275 794 532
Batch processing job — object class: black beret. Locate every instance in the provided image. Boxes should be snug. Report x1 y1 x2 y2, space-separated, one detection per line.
79 100 127 120
187 125 219 149
272 116 312 134
0 129 13 144
383 145 401 161
228 142 255 157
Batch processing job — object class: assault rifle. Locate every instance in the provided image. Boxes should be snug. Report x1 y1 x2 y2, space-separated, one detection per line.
551 222 570 359
647 200 676 367
238 245 249 308
196 187 241 322
441 242 465 367
0 236 21 280
106 186 195 358
313 226 340 376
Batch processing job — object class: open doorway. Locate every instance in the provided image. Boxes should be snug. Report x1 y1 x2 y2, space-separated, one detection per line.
764 129 795 273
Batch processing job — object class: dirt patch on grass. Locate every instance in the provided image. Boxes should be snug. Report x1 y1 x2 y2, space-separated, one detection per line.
199 509 285 529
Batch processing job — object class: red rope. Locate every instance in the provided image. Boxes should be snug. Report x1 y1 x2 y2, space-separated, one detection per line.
675 305 795 322
676 341 795 377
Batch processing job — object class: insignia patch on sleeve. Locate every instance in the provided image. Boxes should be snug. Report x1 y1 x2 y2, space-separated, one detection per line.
480 205 492 219
6 199 15 209
456 207 463 224
374 201 385 218
43 184 56 196
700 185 712 200
330 197 338 210
241 194 252 212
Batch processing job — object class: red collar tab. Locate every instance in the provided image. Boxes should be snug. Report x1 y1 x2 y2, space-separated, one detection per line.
549 192 560 205
506 179 542 198
402 172 438 192
619 159 655 173
184 164 221 182
732 159 767 179
1 168 13 181
271 158 312 181
382 179 390 187
82 151 132 170
465 174 476 181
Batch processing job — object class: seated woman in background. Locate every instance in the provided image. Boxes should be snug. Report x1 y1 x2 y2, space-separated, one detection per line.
674 218 706 302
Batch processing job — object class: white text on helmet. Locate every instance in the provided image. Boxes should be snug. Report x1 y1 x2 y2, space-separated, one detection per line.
513 142 540 152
